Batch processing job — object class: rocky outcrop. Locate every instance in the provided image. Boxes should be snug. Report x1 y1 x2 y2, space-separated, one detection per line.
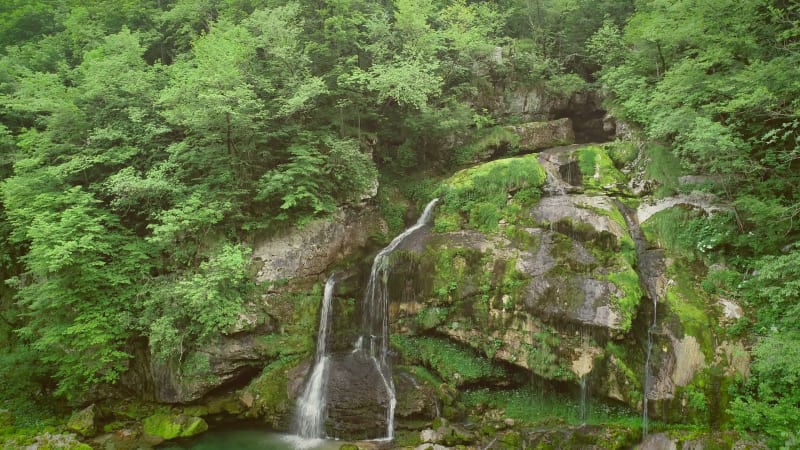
252 205 384 283
149 330 266 403
506 118 575 151
476 80 612 142
385 143 748 430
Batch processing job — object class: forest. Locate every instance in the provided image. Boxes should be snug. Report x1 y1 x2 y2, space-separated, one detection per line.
0 0 798 448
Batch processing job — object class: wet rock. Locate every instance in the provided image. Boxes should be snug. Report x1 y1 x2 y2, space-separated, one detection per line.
240 357 306 430
326 353 391 440
394 370 438 424
638 432 677 450
418 418 475 447
18 432 91 450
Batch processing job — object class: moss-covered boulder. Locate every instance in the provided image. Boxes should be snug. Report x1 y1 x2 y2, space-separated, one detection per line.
142 413 208 440
240 356 306 429
67 404 97 437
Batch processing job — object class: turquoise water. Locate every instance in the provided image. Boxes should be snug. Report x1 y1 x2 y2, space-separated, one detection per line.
158 427 344 450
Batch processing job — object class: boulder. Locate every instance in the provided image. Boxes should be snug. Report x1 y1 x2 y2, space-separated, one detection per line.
505 118 575 152
67 404 97 437
142 413 208 440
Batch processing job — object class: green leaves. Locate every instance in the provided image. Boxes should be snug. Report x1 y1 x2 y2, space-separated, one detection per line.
367 58 443 110
257 145 335 223
144 244 254 362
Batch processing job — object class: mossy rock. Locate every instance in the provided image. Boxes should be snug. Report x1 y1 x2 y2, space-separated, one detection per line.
242 356 304 428
500 430 523 449
66 404 97 437
0 408 14 428
142 413 208 440
339 445 359 450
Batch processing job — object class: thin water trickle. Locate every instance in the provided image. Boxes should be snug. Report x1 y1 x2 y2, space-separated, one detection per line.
356 198 439 439
613 199 660 437
642 296 657 436
295 276 336 439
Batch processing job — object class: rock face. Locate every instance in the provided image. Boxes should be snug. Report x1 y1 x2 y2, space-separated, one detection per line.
149 330 266 403
475 82 612 143
252 205 384 283
386 143 746 427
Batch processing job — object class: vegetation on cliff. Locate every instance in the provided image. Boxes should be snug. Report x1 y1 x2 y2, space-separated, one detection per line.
0 0 798 447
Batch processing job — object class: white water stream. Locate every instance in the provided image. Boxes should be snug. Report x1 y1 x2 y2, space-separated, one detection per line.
295 276 336 439
357 198 439 439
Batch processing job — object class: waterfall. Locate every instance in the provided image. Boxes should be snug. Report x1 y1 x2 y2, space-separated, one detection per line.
357 198 439 439
294 275 336 439
613 200 662 437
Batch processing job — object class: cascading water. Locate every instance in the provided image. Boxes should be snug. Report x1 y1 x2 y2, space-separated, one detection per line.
356 198 439 440
613 200 662 437
294 275 336 439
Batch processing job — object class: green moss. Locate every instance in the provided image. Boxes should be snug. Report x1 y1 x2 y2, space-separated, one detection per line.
603 141 638 168
435 154 547 234
606 268 643 332
453 125 520 165
416 306 450 330
527 330 572 381
461 385 638 426
143 413 208 440
256 289 322 359
501 430 523 449
575 145 627 191
604 343 642 403
245 356 303 425
664 261 714 355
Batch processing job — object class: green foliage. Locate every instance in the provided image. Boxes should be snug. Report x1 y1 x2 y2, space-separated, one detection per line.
642 145 683 198
642 207 734 261
731 331 800 448
604 141 638 169
461 384 638 426
391 335 508 387
144 244 254 362
435 154 546 233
